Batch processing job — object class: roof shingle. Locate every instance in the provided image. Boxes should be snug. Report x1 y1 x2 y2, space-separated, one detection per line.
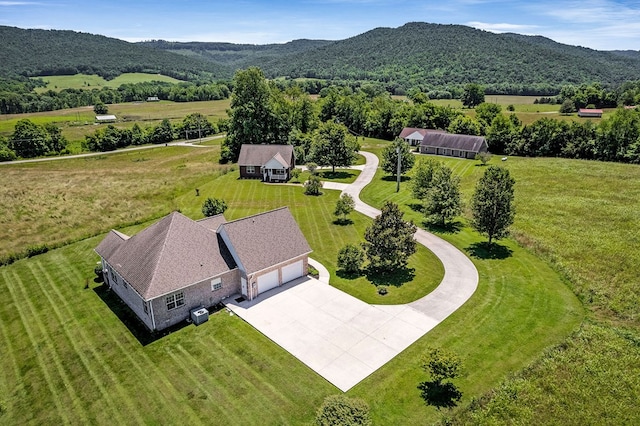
237 144 294 167
95 212 235 300
218 207 312 275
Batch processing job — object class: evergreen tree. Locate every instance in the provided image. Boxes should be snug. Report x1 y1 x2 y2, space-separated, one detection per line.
202 197 228 217
471 166 515 244
363 201 416 272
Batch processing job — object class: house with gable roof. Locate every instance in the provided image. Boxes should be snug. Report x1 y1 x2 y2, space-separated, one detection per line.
398 127 488 159
95 207 311 331
237 144 295 182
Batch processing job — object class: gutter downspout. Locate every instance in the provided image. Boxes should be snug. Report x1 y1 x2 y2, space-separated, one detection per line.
149 299 157 331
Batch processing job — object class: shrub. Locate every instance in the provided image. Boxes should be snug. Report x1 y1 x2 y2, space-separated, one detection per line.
202 197 228 217
94 264 103 277
315 395 371 426
337 244 364 274
377 285 388 295
304 175 323 196
306 162 318 175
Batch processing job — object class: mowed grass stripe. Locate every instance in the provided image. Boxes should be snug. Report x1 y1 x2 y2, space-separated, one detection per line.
172 344 248 418
44 251 203 423
2 268 72 424
24 260 147 425
26 261 95 422
0 294 24 419
25 261 117 424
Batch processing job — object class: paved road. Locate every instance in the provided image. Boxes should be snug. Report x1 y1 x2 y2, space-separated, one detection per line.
0 135 223 166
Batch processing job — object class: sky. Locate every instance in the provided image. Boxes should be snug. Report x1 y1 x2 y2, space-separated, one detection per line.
1 0 639 51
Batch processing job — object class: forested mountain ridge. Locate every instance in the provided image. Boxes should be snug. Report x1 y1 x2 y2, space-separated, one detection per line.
0 26 231 81
252 23 640 94
2 23 640 94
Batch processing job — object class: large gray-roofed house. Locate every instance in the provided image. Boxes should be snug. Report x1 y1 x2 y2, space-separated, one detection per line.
95 207 311 331
218 207 312 300
237 144 295 182
418 131 488 159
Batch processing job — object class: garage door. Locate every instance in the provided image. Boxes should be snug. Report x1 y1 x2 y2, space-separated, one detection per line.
281 260 304 284
257 270 279 294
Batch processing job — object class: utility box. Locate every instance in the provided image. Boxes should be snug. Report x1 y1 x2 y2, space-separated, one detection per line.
190 307 209 326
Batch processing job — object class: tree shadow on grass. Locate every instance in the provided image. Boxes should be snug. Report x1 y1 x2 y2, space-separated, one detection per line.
423 220 463 234
318 170 356 180
336 269 362 280
466 241 513 260
93 284 224 346
382 175 412 182
365 266 415 287
408 203 423 213
333 218 354 226
417 381 463 410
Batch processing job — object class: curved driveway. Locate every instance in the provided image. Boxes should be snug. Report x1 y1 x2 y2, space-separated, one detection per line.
226 151 479 391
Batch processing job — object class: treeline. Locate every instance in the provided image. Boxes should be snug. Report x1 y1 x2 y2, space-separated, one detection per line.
535 81 640 109
83 113 223 152
1 119 69 160
221 68 640 167
0 78 230 114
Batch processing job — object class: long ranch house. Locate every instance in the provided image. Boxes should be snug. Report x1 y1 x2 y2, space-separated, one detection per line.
399 127 488 159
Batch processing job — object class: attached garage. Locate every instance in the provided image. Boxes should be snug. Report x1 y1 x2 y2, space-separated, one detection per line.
281 260 304 284
257 269 279 294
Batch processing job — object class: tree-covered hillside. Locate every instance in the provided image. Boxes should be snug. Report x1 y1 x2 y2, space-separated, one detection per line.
138 39 334 67
254 23 640 94
0 26 231 81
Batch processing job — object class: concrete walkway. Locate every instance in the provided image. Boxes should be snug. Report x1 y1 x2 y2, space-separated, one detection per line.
225 150 479 391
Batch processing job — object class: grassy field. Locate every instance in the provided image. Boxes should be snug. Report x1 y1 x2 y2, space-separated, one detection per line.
0 141 583 424
359 140 640 423
0 145 227 262
32 73 182 93
0 99 231 153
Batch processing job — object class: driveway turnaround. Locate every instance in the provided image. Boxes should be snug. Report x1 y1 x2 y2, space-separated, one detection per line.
225 151 479 391
225 275 440 392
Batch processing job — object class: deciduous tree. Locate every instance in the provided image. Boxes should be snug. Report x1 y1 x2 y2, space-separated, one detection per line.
337 244 364 274
423 166 462 225
418 347 463 410
411 158 442 200
471 166 515 244
381 138 415 178
308 120 359 173
334 193 355 223
461 83 485 108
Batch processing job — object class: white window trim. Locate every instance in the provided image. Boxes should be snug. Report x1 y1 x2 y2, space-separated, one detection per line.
166 292 185 311
246 166 255 173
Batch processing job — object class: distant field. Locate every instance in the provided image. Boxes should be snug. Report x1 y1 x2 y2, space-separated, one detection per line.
32 73 182 93
0 99 231 152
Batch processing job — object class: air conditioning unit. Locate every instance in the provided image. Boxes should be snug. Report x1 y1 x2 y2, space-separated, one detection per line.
190 307 209 325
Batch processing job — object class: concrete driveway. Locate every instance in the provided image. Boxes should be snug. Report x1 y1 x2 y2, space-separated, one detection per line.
225 150 479 391
225 276 439 391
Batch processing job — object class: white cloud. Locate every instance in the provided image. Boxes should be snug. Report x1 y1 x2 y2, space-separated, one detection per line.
467 21 539 33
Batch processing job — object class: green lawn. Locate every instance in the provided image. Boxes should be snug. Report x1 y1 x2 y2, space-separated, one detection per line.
0 142 589 424
360 149 640 424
